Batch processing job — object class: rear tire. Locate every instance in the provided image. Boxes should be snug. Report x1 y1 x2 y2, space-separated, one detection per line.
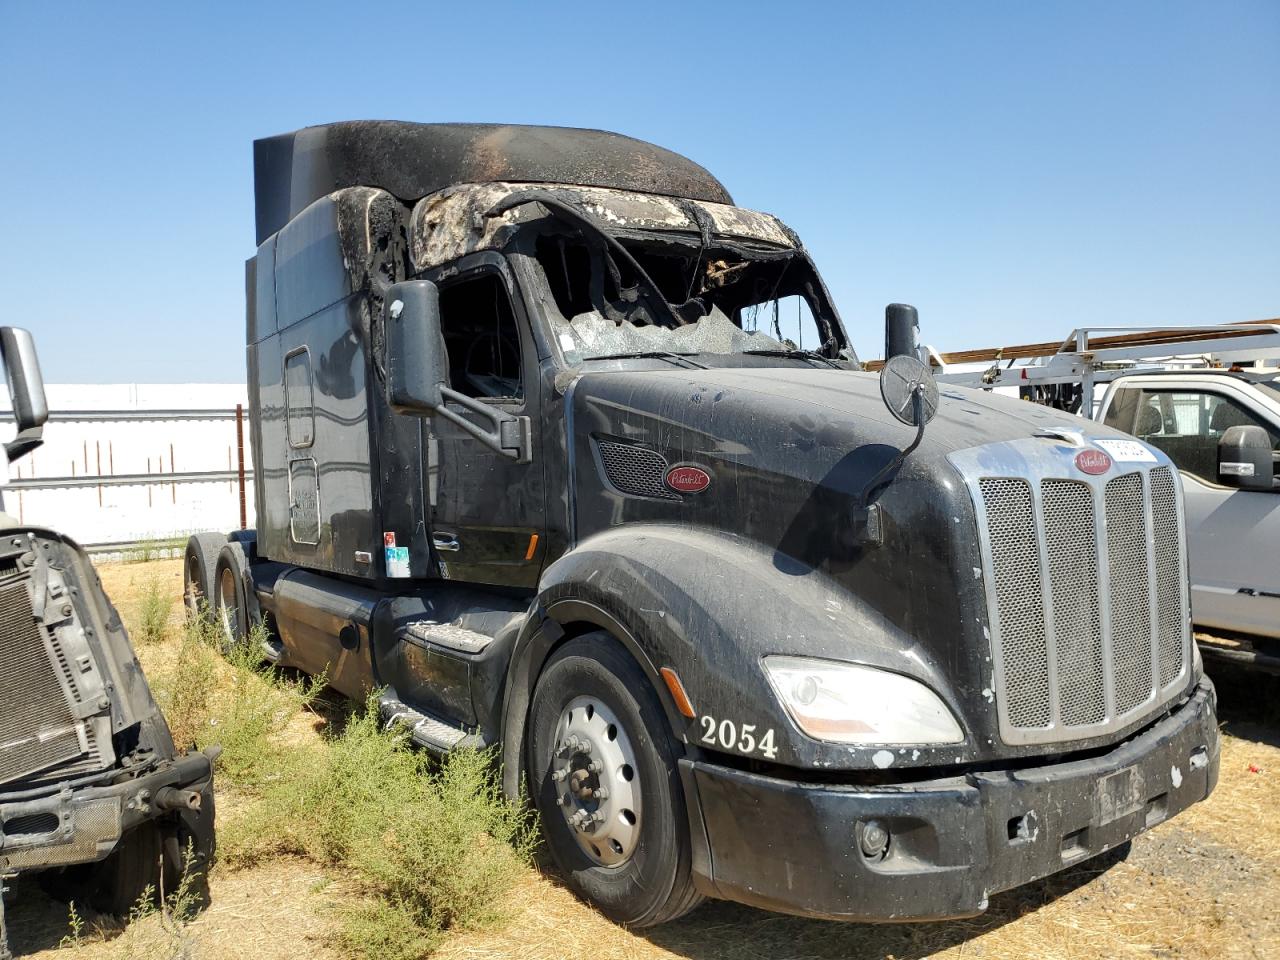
212 543 249 652
183 533 226 621
527 632 702 927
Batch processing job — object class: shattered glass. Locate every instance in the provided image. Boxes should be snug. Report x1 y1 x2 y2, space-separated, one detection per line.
551 306 790 363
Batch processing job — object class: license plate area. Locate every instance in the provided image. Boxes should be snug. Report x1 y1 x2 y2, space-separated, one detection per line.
1096 765 1146 826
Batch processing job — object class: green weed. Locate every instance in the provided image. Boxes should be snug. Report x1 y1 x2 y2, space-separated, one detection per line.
133 573 174 646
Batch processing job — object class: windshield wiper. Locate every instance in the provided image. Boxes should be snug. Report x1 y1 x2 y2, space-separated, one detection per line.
742 348 841 369
586 351 709 369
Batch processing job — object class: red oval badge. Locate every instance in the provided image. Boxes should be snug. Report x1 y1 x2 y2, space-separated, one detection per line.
1075 449 1113 475
665 465 711 494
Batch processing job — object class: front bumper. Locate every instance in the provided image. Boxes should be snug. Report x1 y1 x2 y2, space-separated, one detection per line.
683 679 1219 921
0 748 215 875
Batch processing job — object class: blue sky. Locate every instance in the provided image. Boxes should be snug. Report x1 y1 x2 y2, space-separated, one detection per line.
2 1 1276 382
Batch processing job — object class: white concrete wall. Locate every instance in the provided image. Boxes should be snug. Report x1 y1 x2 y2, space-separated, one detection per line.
2 384 255 547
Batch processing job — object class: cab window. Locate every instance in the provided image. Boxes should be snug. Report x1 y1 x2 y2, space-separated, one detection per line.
437 272 523 401
1121 387 1280 485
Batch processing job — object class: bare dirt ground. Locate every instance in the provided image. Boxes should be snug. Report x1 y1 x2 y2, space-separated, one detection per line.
8 558 1279 960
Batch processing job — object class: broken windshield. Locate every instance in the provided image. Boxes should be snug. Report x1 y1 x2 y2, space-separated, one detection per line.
523 205 854 365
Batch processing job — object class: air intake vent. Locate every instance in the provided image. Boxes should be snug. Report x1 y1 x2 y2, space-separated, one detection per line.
594 439 680 500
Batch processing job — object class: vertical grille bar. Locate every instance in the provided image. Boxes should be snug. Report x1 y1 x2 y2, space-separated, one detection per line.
1105 472 1154 716
1150 467 1186 686
1042 481 1106 726
978 478 1051 729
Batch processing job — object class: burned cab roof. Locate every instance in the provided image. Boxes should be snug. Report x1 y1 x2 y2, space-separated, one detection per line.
253 121 732 245
409 182 798 273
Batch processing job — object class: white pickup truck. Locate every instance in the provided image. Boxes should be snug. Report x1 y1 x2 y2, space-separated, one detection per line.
1097 370 1280 666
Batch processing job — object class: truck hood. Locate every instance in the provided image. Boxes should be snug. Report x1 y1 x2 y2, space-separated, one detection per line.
566 366 1180 764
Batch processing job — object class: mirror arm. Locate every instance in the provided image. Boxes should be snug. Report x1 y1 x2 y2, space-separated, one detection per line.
434 387 532 464
859 387 927 507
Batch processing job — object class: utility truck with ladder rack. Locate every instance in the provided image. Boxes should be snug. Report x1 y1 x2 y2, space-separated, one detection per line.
919 322 1280 667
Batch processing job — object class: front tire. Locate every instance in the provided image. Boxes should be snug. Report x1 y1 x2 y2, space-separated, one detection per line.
527 632 702 927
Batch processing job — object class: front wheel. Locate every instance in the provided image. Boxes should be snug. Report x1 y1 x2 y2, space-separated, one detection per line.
526 632 702 927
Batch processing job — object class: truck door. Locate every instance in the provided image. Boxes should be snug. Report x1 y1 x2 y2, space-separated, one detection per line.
424 254 546 588
1105 384 1280 637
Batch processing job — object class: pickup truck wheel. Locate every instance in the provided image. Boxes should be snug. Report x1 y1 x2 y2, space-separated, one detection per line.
213 544 249 651
527 632 701 927
183 533 226 621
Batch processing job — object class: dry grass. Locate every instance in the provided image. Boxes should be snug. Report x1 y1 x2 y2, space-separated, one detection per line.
8 558 1279 960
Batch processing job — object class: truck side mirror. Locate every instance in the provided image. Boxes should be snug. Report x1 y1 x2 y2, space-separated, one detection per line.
1 326 48 462
1217 424 1274 491
382 279 533 463
384 280 449 414
884 303 920 362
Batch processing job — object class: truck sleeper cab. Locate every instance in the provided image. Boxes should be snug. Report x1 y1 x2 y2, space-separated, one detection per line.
187 121 1218 926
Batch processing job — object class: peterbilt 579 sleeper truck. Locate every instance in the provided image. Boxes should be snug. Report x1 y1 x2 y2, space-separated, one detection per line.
185 121 1219 926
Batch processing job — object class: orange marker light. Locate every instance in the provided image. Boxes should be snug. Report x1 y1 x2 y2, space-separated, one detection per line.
660 667 697 719
525 534 539 561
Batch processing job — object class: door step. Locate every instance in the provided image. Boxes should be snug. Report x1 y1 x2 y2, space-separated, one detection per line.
403 619 494 654
378 693 485 753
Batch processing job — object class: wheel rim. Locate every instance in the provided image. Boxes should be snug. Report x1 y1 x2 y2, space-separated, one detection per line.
549 696 641 867
217 567 237 646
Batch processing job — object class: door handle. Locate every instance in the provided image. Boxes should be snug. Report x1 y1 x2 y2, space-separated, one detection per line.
432 532 460 553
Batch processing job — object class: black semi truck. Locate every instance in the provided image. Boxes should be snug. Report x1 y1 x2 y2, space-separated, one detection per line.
0 330 215 957
185 121 1219 926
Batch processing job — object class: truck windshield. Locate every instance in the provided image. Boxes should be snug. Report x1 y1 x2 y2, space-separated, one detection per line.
531 227 852 365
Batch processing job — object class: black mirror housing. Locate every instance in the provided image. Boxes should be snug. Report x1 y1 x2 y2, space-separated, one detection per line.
1218 424 1274 491
1 326 48 462
384 280 448 415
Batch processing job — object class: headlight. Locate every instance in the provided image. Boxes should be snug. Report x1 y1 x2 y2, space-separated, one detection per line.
763 656 964 746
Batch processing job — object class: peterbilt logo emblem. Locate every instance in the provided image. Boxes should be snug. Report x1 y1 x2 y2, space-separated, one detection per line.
1075 449 1113 475
665 465 711 493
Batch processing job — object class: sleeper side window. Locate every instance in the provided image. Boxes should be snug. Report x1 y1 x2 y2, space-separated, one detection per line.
284 347 315 448
436 273 524 401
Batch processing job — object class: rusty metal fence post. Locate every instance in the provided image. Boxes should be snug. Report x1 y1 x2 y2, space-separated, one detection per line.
236 403 247 530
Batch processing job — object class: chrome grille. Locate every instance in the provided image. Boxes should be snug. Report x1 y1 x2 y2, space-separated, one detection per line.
956 437 1191 747
595 439 679 500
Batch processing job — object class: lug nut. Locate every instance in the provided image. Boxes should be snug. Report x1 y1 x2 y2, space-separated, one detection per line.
594 787 609 800
587 761 602 774
551 769 567 782
860 820 890 860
